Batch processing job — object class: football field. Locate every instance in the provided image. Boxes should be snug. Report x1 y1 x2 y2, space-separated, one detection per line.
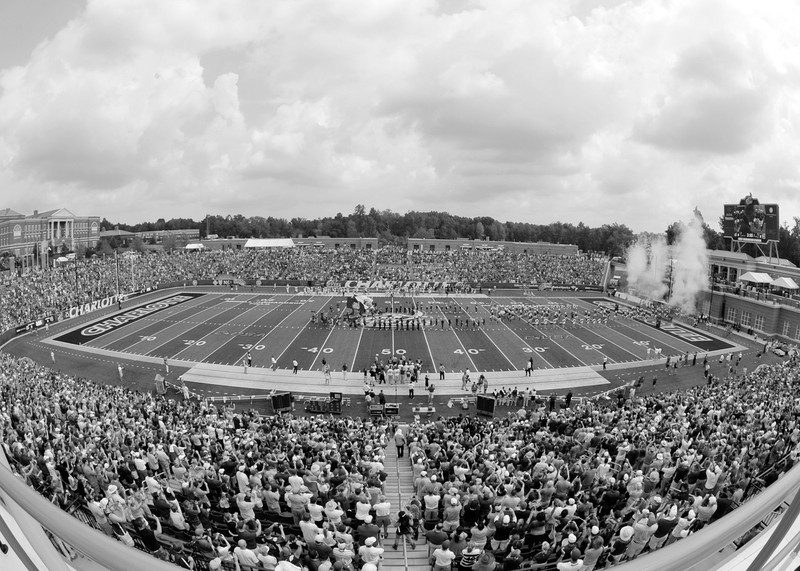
49 289 735 376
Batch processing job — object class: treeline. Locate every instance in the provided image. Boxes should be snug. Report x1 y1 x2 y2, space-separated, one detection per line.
104 205 732 258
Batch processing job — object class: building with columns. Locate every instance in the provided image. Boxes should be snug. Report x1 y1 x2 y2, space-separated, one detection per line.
0 208 101 259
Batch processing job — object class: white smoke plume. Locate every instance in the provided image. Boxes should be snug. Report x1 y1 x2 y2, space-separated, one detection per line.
670 213 709 313
625 234 669 301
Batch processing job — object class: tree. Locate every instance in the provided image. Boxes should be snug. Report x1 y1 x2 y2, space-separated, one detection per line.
778 220 800 267
98 240 114 257
162 234 178 252
412 228 436 239
665 221 684 245
131 236 147 253
475 221 485 240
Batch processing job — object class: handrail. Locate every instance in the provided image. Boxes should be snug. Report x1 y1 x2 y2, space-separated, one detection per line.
0 462 179 571
612 462 800 571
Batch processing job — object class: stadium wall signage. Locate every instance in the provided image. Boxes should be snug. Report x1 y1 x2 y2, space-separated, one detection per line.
54 292 204 344
14 314 57 335
63 287 155 320
336 280 464 290
65 293 128 319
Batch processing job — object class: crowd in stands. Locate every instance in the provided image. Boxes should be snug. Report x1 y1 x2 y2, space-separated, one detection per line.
0 248 607 332
2 346 799 570
373 249 606 286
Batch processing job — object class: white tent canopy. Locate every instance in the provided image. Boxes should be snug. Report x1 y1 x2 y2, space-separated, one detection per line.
739 271 772 284
185 243 205 250
244 238 295 248
771 276 800 290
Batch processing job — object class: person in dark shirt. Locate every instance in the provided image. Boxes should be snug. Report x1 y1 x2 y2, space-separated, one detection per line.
357 516 381 545
135 516 162 552
152 492 172 520
462 500 481 527
183 499 202 534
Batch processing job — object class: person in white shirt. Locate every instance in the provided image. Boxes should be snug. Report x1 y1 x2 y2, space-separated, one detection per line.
324 499 344 525
235 539 260 567
358 538 384 570
431 541 456 571
373 495 392 538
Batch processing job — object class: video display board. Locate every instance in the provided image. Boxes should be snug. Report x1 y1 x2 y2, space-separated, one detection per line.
723 195 779 243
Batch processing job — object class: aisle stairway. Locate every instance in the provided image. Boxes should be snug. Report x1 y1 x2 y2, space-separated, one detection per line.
382 430 429 571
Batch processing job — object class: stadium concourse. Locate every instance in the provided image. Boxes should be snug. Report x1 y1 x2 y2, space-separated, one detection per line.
0 246 797 571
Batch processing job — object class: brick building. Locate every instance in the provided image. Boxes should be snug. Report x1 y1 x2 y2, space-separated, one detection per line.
0 208 101 259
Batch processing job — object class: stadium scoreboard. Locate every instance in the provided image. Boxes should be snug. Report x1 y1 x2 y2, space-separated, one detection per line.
723 194 779 243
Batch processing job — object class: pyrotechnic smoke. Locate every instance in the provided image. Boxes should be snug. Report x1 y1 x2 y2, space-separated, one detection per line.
625 234 669 301
670 213 709 313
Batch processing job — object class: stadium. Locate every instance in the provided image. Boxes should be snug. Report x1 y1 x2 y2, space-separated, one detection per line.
1 217 800 571
5 3 800 570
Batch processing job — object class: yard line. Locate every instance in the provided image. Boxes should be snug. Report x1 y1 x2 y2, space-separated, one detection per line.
414 295 438 373
508 297 590 366
217 294 289 364
453 298 517 370
567 295 697 356
479 298 555 368
169 296 256 361
309 303 348 370
252 295 331 365
350 326 364 372
430 299 478 371
96 293 224 350
141 294 249 357
561 320 641 362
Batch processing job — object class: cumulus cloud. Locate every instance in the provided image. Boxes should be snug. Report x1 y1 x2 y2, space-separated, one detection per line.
1 0 800 227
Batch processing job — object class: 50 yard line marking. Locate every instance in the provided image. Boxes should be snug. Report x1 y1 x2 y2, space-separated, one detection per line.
414 295 438 373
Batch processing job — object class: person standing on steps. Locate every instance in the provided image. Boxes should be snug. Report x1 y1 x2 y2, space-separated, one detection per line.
408 378 416 399
428 382 436 405
374 494 392 539
292 359 298 374
439 364 445 381
394 428 406 457
392 510 416 550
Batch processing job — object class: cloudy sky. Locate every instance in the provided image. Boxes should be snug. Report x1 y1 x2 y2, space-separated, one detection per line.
1 0 800 232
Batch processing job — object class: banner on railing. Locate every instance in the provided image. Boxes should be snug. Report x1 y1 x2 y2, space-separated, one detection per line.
14 313 57 335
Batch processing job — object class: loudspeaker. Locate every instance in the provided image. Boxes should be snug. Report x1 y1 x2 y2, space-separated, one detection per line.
271 392 293 413
476 395 496 417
